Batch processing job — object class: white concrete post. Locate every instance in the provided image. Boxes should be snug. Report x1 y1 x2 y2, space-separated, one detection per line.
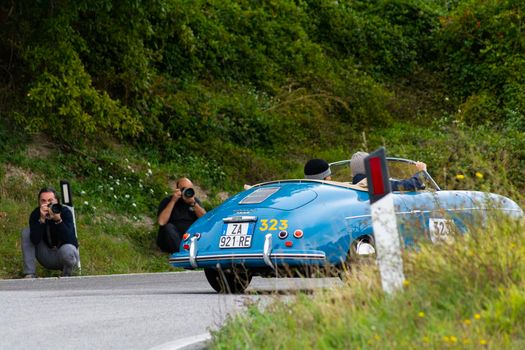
365 148 404 294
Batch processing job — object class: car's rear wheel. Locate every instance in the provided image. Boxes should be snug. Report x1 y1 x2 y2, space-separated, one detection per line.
204 267 252 294
339 237 376 279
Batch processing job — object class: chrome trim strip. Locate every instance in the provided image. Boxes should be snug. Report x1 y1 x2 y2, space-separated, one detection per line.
263 233 274 269
223 216 258 223
198 254 266 261
344 207 519 221
169 257 190 262
272 253 325 259
344 214 372 220
189 237 198 268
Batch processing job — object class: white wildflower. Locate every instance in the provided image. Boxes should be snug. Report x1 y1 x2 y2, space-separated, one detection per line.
83 201 89 205
132 203 137 208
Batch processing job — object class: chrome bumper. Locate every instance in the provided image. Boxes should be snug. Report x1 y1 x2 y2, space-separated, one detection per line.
169 250 326 267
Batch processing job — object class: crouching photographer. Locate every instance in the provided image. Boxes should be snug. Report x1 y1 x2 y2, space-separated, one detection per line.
157 177 206 253
21 187 79 278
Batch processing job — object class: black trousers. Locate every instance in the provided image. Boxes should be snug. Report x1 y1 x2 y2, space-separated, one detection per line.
157 223 182 254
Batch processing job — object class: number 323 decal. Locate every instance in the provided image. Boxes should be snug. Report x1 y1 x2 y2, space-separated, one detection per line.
259 219 288 231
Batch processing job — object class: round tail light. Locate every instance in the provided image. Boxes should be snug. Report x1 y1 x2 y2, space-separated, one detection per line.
278 230 288 239
182 233 190 241
293 229 304 239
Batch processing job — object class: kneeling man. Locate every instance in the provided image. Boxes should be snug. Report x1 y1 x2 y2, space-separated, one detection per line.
21 187 79 278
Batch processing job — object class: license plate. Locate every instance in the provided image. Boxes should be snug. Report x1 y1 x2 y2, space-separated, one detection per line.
219 222 253 248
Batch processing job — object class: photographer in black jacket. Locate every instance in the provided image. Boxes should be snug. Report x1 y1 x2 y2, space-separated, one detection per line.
21 187 79 278
157 177 206 253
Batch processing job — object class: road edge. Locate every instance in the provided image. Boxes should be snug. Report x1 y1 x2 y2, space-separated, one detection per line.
148 333 212 350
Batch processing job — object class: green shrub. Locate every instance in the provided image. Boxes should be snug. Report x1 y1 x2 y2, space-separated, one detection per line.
434 0 525 128
304 0 441 78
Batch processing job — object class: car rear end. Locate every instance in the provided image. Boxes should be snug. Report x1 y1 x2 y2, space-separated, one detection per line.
168 180 361 275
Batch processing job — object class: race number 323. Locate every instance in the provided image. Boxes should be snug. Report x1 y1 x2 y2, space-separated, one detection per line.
259 219 288 231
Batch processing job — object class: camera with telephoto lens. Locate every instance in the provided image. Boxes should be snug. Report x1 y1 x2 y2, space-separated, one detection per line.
48 203 63 214
181 187 195 198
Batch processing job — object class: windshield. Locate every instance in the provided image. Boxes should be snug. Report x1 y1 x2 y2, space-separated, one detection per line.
329 158 440 191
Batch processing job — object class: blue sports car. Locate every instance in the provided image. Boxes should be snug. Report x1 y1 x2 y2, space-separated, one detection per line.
169 158 523 293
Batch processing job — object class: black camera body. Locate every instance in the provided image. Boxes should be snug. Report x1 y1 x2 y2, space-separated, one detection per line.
48 203 63 214
181 187 195 198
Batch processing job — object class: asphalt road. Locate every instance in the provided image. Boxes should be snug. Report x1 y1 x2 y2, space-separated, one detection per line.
0 271 341 350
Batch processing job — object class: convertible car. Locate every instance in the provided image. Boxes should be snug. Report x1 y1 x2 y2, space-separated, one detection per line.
169 158 523 293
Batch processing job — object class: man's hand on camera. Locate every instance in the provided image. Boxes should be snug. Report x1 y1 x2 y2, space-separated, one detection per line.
39 204 49 223
39 203 62 223
49 211 61 223
171 188 182 202
184 196 196 207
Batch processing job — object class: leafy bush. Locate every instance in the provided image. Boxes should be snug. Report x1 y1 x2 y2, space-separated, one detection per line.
434 0 525 128
304 0 441 78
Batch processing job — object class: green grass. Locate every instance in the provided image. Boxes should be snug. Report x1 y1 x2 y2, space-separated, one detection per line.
0 196 170 278
0 140 183 278
211 215 525 349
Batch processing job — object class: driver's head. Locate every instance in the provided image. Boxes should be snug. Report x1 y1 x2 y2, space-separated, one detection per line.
304 159 331 180
350 152 369 176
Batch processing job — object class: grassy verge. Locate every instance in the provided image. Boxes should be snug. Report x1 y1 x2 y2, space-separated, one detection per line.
211 215 525 349
0 139 185 278
0 189 170 279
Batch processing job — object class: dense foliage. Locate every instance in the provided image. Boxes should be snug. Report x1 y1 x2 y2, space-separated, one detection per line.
434 0 525 129
2 1 524 182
